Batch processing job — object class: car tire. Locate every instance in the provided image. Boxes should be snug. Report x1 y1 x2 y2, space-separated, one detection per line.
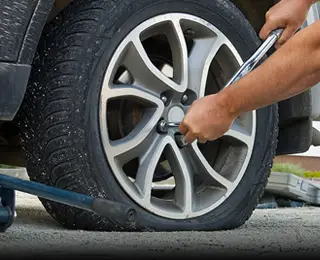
19 0 278 231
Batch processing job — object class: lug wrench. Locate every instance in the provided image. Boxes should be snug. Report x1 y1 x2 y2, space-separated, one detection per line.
161 29 284 147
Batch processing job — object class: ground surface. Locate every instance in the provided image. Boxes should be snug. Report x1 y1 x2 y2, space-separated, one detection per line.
1 192 320 258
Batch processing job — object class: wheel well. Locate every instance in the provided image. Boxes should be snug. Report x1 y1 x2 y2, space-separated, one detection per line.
48 0 73 21
231 0 277 33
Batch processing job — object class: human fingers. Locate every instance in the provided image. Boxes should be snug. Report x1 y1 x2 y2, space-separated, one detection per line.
259 10 275 40
178 120 189 136
197 136 208 144
275 26 296 48
184 131 197 144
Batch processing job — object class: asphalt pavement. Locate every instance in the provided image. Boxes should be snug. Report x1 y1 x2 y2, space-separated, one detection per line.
1 192 320 259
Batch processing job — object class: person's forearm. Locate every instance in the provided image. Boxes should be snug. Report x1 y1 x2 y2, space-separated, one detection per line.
288 70 320 94
221 20 320 116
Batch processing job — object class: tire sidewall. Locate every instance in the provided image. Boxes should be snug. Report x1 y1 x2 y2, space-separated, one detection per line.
83 0 278 230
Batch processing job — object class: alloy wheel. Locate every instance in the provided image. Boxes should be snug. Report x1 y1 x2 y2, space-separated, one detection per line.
99 13 256 219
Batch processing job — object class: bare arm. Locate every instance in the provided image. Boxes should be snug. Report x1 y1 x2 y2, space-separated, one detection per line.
220 20 320 116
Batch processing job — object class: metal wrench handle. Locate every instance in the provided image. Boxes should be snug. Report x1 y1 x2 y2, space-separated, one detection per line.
166 122 181 128
224 28 284 88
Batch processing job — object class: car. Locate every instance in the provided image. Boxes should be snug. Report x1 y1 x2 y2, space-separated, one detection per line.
1 0 320 232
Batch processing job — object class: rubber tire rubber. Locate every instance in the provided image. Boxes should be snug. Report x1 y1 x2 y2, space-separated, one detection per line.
19 0 279 231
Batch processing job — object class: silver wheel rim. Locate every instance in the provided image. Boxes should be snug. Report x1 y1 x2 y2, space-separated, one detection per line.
99 13 256 219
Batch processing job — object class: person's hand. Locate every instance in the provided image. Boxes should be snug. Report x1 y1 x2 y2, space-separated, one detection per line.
259 0 314 48
179 94 238 144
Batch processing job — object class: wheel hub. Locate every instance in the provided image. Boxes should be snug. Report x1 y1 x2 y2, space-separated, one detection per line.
168 106 185 123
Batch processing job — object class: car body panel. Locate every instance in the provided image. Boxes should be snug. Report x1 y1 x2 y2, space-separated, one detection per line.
0 0 54 121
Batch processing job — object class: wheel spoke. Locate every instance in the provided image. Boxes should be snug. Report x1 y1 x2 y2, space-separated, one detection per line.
166 18 189 89
135 135 193 215
102 84 165 105
121 22 188 94
224 122 253 147
134 135 169 200
166 141 193 215
102 85 164 162
189 142 233 191
188 34 227 98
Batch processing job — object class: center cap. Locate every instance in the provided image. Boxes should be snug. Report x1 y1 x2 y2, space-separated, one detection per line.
168 106 185 123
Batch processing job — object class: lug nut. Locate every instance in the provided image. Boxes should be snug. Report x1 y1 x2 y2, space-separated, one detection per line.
157 119 167 133
181 94 188 104
160 95 168 104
